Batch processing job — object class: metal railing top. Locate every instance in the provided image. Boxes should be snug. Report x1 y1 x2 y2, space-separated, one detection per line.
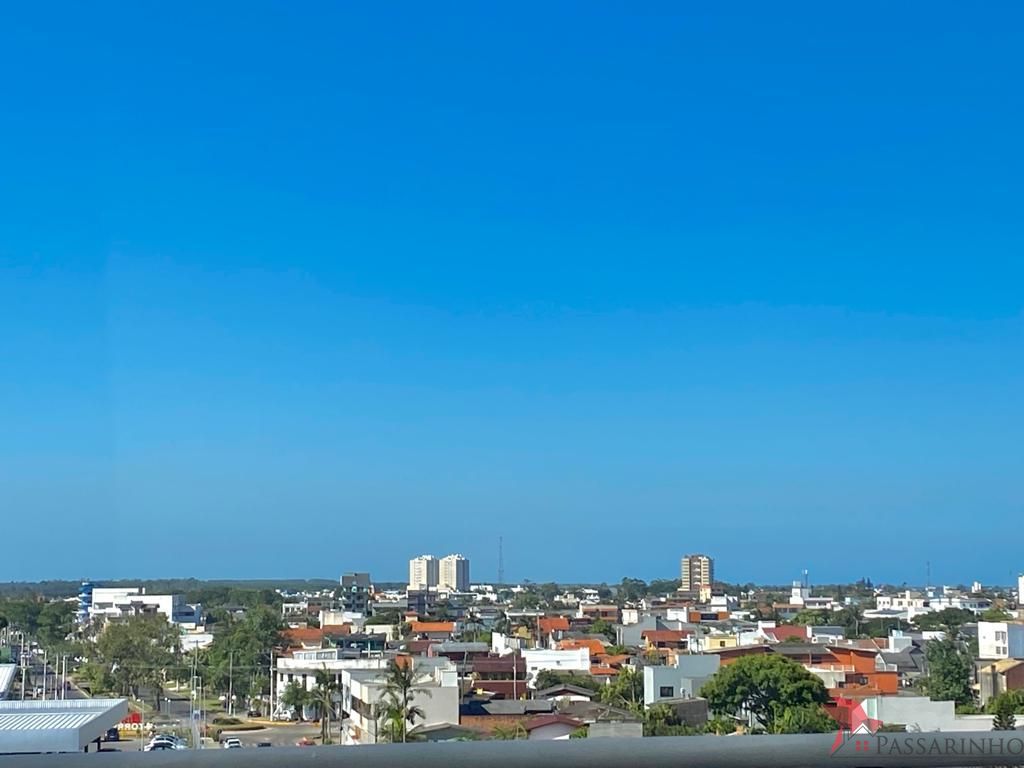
6 731 1024 768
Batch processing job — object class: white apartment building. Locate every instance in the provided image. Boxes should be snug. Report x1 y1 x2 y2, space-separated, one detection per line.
977 621 1024 660
409 555 440 591
439 554 470 592
340 659 459 745
87 587 200 625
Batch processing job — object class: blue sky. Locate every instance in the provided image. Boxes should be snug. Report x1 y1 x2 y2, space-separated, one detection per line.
1 3 1022 586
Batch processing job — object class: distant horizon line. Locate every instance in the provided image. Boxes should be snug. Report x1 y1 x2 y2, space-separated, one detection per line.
0 575 1016 590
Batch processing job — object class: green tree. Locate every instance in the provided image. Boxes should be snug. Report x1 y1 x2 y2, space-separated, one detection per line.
981 607 1012 622
772 704 835 734
792 609 829 626
700 654 829 732
0 599 42 634
382 661 431 743
590 618 616 641
924 636 973 706
36 601 76 649
93 616 180 700
647 579 681 596
992 693 1017 730
280 681 312 719
533 670 601 693
618 578 647 603
914 608 974 635
202 605 283 700
599 667 643 711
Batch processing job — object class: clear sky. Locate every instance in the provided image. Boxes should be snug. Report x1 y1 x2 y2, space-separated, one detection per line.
1 3 1022 586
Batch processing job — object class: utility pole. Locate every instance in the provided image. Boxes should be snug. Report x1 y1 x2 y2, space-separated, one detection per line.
227 651 234 717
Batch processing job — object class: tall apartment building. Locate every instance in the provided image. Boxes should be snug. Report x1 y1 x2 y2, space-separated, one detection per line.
680 554 714 599
409 555 440 591
439 554 470 592
340 572 372 615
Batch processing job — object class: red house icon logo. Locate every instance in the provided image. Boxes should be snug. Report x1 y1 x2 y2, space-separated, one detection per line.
830 697 883 755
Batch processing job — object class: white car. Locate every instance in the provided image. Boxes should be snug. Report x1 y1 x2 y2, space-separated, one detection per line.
222 738 243 749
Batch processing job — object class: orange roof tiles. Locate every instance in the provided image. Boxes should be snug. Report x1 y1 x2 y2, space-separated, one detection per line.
281 627 324 646
409 621 455 633
558 638 607 658
539 616 570 633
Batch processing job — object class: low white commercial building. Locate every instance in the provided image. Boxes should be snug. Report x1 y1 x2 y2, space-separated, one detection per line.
87 587 200 625
0 698 129 754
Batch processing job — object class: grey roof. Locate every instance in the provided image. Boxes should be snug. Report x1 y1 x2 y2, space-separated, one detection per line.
810 626 845 636
482 700 554 716
557 700 641 723
433 642 490 653
535 684 597 699
0 698 129 754
771 643 833 656
880 650 926 674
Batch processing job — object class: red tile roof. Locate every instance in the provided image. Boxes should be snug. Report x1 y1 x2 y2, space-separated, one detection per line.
558 638 606 658
766 625 808 642
642 629 692 642
523 714 585 732
281 627 324 646
539 616 570 633
590 665 620 676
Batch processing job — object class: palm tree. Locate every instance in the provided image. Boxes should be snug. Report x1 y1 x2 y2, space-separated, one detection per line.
313 667 339 744
382 660 431 742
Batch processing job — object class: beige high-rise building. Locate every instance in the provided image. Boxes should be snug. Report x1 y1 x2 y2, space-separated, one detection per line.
408 555 439 591
680 553 714 599
439 554 470 592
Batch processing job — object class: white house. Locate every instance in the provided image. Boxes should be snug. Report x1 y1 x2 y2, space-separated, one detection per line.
643 655 720 707
521 648 590 687
977 621 1024 660
340 659 459 745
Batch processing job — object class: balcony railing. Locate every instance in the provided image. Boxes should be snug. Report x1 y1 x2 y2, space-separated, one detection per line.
7 732 1024 768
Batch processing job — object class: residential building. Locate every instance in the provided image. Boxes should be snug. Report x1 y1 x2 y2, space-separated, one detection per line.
978 621 1024 659
341 658 460 745
521 648 590 687
439 554 470 592
523 714 584 740
680 554 714 600
340 573 372 615
408 620 456 640
978 659 1024 706
409 555 440 591
643 655 720 707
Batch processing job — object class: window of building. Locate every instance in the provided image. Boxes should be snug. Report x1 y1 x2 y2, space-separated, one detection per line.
659 686 674 698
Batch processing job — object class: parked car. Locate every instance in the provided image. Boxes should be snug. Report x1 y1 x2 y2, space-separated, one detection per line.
256 741 272 748
104 728 120 742
296 737 315 747
222 738 243 749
